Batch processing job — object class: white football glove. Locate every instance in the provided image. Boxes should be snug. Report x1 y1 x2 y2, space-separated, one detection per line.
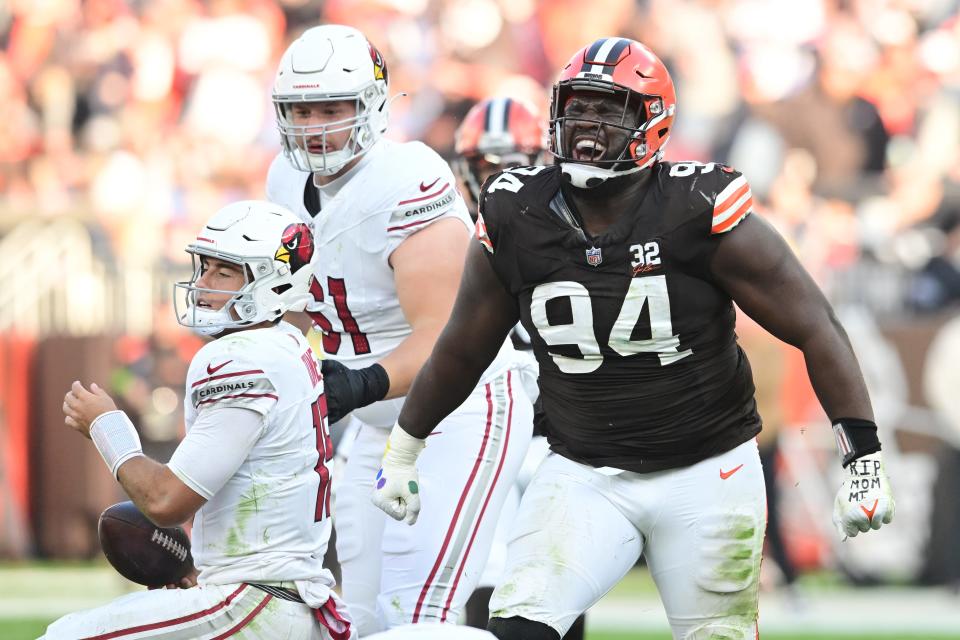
371 423 426 525
832 451 895 540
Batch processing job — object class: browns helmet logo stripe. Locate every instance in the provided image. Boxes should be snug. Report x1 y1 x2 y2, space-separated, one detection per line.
578 37 632 77
483 97 512 136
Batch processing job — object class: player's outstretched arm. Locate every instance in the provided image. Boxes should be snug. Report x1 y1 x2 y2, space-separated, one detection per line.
711 214 894 538
372 241 519 524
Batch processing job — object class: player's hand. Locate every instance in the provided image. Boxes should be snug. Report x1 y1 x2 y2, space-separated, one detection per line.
370 424 426 525
320 359 390 424
63 381 118 439
832 451 895 540
372 461 421 525
149 565 199 590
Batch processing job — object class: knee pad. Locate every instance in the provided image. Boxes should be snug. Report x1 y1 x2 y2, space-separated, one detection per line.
488 616 561 640
683 616 758 640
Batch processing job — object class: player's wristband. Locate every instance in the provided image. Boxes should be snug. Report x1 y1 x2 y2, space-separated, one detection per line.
90 410 144 479
832 418 882 468
358 363 390 406
384 423 426 467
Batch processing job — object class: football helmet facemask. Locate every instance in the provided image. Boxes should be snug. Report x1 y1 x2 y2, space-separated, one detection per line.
175 200 315 337
454 97 544 204
273 24 390 176
549 37 676 189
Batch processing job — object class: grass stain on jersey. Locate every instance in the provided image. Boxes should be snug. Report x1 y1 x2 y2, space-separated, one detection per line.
225 481 270 557
390 595 404 620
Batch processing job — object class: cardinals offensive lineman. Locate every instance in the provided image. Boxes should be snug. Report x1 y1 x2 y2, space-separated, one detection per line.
266 26 533 634
50 201 353 640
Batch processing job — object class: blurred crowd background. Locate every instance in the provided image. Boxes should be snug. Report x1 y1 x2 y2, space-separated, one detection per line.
2 0 960 597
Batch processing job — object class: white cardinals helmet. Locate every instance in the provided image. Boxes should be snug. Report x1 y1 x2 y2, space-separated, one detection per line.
273 24 390 175
175 200 316 336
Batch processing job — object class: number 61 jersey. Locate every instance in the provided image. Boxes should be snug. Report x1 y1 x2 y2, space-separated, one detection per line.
267 140 518 429
477 162 762 473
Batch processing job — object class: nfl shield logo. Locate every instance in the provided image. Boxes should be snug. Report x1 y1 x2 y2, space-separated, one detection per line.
585 246 602 267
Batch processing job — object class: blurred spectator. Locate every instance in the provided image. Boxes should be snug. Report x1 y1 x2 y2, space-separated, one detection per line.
0 0 956 319
2 0 960 581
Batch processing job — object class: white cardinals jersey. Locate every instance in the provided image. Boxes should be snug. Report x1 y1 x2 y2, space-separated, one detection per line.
267 139 516 428
181 322 335 594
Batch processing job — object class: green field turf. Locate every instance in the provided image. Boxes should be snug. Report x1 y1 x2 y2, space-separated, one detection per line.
3 563 958 640
2 619 49 640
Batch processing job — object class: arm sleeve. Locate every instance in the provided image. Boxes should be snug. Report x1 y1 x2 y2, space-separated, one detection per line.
167 407 265 500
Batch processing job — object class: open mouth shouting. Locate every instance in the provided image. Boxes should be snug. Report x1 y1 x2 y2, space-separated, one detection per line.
573 137 607 161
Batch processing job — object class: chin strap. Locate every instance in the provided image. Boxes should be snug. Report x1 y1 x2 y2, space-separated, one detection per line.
181 306 230 337
560 150 661 189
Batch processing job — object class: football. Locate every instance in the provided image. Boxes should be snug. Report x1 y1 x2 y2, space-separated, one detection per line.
98 501 195 587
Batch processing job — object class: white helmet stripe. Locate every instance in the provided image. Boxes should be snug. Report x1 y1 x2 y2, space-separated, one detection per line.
486 97 510 136
587 38 621 75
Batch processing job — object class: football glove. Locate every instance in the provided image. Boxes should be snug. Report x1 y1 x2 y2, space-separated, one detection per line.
832 451 895 540
371 423 425 525
320 359 390 424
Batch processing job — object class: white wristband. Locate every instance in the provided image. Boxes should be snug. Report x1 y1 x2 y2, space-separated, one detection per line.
90 410 143 479
384 423 426 467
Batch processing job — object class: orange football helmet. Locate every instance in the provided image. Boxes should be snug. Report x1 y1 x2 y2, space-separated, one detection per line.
454 97 545 205
549 37 676 188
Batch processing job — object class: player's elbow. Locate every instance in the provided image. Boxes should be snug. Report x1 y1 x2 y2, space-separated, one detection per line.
140 483 200 527
141 499 191 528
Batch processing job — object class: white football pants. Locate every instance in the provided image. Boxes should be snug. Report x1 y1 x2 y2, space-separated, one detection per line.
490 438 766 639
335 368 533 635
41 584 354 640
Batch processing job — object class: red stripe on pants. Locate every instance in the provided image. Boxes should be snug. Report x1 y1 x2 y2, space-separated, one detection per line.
411 382 495 622
83 585 249 640
441 370 515 621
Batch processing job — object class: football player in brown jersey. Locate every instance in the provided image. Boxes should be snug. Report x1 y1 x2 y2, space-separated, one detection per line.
371 38 895 640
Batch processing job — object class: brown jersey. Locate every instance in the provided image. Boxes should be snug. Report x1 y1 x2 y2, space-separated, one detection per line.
476 162 761 472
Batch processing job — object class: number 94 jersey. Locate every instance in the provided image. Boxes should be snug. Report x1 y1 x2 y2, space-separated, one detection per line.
477 162 761 473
